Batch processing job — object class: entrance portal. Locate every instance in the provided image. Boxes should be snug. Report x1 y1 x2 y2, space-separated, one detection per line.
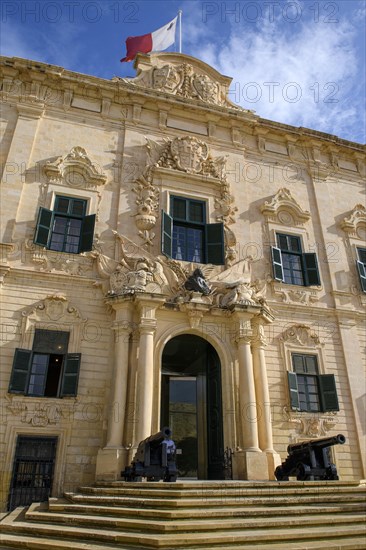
161 335 224 480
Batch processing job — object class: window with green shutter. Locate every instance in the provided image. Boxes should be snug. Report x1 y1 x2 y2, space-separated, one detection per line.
288 353 339 412
271 234 321 286
356 248 366 293
161 196 224 265
8 330 81 398
34 196 95 254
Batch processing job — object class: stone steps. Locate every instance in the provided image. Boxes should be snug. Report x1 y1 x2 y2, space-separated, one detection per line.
1 532 366 550
0 481 365 549
49 497 366 519
23 502 366 533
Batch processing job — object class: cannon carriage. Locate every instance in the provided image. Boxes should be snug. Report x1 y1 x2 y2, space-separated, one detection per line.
275 434 346 481
122 427 177 482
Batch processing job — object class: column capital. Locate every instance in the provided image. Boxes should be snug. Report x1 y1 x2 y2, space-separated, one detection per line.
139 318 157 334
251 318 267 348
111 321 133 336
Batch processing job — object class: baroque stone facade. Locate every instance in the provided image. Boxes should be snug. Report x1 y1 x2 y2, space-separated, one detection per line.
0 52 365 511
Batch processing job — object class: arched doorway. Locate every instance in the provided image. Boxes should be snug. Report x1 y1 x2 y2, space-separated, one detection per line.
161 335 224 480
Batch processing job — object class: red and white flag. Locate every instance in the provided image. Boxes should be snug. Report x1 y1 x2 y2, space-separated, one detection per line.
121 17 177 62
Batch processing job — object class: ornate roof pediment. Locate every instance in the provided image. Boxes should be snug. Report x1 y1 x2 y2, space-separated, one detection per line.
260 188 311 226
340 204 366 238
118 52 244 110
44 146 107 189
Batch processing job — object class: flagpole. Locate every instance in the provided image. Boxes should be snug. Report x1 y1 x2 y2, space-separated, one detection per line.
178 10 182 53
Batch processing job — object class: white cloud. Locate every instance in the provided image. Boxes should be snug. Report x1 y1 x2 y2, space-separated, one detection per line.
184 3 364 142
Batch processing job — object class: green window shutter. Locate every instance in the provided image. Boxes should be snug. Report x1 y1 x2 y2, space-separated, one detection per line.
206 223 224 265
303 253 321 286
271 246 284 281
79 214 95 252
8 349 33 393
356 261 366 292
287 371 300 411
60 353 81 397
34 208 53 247
318 374 339 412
162 210 173 258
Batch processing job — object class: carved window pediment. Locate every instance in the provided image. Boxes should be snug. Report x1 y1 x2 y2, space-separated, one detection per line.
340 204 366 238
43 146 107 190
260 188 311 226
20 294 85 352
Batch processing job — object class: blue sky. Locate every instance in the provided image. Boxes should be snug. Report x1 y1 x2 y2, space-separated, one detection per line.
1 0 365 143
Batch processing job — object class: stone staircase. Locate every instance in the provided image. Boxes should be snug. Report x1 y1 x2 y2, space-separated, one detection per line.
0 481 365 549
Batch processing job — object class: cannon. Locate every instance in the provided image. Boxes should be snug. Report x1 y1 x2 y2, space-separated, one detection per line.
275 434 346 481
122 427 177 482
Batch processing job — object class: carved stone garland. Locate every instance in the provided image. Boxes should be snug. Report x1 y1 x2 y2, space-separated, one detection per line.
132 136 238 264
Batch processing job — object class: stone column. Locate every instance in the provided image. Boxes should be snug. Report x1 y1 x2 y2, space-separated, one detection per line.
236 320 260 451
232 311 268 480
251 319 274 452
135 318 157 443
95 300 133 481
105 321 132 447
134 296 165 445
251 317 281 478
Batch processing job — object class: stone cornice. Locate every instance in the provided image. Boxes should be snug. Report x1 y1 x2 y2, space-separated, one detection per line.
1 56 364 154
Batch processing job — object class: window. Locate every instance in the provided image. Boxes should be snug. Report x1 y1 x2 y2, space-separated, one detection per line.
287 354 339 412
34 196 95 254
8 329 81 397
162 196 224 265
271 233 320 286
356 247 366 293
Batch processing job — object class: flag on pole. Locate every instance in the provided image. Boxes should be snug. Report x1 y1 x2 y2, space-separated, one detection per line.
121 16 178 62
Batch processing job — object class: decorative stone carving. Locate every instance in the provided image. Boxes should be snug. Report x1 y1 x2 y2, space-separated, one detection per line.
209 258 267 308
96 233 180 297
283 406 338 439
43 146 107 189
119 56 242 110
340 204 366 238
24 239 94 276
170 136 209 173
260 188 311 226
133 136 237 261
22 294 84 324
279 324 321 347
5 396 62 426
273 286 319 305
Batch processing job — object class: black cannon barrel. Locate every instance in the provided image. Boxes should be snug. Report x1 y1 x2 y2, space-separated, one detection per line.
143 427 172 447
287 434 346 454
